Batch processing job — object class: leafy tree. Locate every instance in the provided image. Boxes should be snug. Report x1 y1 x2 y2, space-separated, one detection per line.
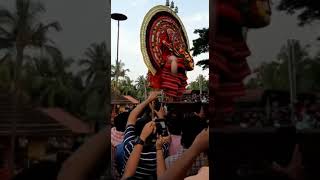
79 42 108 86
119 76 135 96
278 0 320 26
78 42 109 124
28 57 75 107
278 0 320 40
187 74 208 92
191 28 209 70
0 0 62 92
0 58 14 89
246 40 320 92
135 75 149 101
111 59 129 93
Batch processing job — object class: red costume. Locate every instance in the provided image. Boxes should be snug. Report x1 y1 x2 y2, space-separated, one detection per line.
211 0 271 124
141 5 194 100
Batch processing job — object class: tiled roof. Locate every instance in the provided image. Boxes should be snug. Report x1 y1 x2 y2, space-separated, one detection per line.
123 95 139 104
111 94 137 104
0 90 92 136
38 108 92 134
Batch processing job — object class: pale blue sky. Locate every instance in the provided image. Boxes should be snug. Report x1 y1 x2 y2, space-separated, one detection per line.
111 0 209 83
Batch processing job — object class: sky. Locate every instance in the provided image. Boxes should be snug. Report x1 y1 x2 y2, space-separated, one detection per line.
1 0 319 82
246 0 320 71
111 0 209 83
1 0 110 70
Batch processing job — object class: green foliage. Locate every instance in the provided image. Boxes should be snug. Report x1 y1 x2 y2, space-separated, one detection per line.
0 1 110 126
246 40 320 92
278 0 320 40
278 0 320 26
111 59 129 93
0 0 62 90
187 74 209 92
135 75 150 101
191 28 209 70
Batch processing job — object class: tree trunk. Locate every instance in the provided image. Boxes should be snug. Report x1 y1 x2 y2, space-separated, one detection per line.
9 45 24 176
13 45 24 92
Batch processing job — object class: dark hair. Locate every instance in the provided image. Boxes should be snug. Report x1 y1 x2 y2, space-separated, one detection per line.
114 112 130 132
135 117 150 137
194 102 202 113
181 114 206 148
166 111 182 135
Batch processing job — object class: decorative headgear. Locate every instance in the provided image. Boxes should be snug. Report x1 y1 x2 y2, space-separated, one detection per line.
140 5 194 76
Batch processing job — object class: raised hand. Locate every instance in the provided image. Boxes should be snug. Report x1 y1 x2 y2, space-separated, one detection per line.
148 91 161 102
272 144 305 180
140 121 156 141
191 128 209 154
155 106 166 119
156 135 171 150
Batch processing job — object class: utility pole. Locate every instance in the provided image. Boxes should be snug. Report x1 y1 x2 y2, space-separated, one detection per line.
288 39 297 124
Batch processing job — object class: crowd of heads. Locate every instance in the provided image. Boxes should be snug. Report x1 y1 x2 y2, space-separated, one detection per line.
226 99 320 129
111 91 209 180
182 93 209 103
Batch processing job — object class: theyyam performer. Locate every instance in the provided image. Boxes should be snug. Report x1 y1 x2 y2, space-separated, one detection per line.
140 5 194 101
211 0 272 125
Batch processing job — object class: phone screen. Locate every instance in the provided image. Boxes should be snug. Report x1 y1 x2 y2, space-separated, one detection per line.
160 121 165 128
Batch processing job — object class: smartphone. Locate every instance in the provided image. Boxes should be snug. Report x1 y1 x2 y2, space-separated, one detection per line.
154 99 161 111
158 90 165 103
155 118 169 136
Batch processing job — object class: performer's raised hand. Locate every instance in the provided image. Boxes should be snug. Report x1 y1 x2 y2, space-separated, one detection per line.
155 106 166 119
148 91 161 101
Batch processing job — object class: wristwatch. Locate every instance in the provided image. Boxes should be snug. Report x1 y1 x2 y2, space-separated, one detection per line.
134 137 145 146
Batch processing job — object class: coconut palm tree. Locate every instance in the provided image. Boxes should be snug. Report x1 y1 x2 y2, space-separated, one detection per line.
79 42 108 87
119 76 135 95
28 56 75 107
78 41 110 127
0 59 14 89
135 75 148 100
249 40 314 92
0 0 62 92
187 74 208 92
111 59 129 91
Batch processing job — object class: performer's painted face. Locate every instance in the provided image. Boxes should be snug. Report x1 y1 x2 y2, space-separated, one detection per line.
244 0 272 28
256 0 271 24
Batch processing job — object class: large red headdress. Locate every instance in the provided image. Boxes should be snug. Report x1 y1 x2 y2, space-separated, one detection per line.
141 5 194 99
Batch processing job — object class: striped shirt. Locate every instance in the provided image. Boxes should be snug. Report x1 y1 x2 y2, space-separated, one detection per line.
122 125 169 179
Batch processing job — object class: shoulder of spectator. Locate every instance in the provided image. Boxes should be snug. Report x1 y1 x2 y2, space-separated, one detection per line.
123 125 136 145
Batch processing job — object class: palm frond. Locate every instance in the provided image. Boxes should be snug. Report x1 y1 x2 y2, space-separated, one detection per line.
0 52 11 64
0 37 13 49
0 26 11 37
0 8 15 24
78 59 92 66
43 45 62 59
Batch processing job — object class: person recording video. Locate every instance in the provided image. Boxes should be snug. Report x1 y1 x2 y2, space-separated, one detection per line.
120 91 170 180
